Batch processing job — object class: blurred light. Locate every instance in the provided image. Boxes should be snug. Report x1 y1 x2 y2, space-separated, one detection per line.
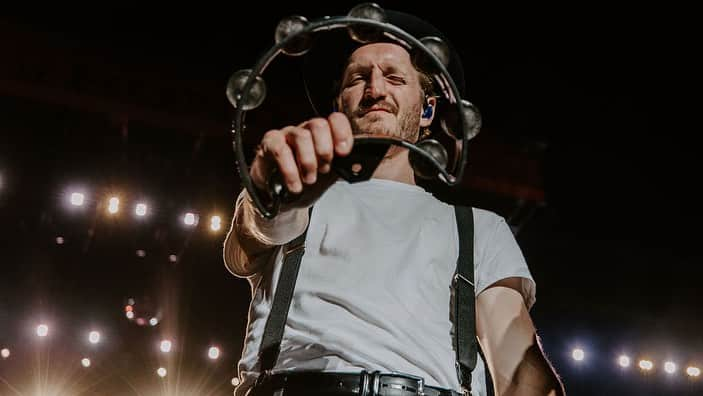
136 317 146 326
149 317 159 326
136 249 146 258
231 377 240 386
210 215 222 231
157 367 167 378
125 305 133 312
88 331 100 344
56 236 64 245
36 324 49 337
70 192 85 206
135 203 147 217
208 346 220 360
1 348 9 359
108 197 120 214
639 359 654 371
160 340 172 353
571 348 585 361
81 358 91 367
664 361 677 374
169 254 178 263
618 355 631 368
687 366 701 377
184 212 197 226
127 298 135 305
126 311 134 319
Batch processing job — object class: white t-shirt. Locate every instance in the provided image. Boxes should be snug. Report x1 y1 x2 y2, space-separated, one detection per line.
233 179 536 396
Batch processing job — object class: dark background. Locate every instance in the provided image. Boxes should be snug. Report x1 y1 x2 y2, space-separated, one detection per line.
0 2 700 395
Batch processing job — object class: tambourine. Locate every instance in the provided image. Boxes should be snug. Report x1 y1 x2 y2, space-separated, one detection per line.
227 3 482 219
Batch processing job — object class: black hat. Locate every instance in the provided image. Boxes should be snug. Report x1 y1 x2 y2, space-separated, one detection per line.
300 9 467 118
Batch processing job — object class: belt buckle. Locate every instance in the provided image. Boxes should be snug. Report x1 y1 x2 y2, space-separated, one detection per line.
379 372 425 396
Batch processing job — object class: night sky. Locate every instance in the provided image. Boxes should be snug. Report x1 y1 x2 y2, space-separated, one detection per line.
0 2 700 395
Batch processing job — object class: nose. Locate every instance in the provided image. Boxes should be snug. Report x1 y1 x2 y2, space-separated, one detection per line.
364 67 387 99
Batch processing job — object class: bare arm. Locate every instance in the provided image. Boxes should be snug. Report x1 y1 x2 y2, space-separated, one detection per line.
223 189 309 277
223 113 354 278
476 278 566 396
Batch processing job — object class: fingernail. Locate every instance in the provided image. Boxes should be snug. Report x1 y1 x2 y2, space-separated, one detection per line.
338 141 348 152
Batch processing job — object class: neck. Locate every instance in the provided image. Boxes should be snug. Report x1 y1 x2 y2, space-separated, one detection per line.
371 147 416 185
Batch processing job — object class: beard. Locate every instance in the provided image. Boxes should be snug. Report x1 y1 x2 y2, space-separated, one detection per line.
345 101 422 142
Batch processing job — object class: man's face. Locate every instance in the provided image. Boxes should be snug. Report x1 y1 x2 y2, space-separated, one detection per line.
337 43 427 141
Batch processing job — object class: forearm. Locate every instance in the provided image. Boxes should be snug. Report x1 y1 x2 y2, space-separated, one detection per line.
497 335 565 396
223 189 309 277
476 284 565 396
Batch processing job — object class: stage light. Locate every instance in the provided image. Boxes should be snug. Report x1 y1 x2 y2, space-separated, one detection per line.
571 348 585 362
81 358 91 367
70 192 85 206
687 366 701 377
149 317 158 326
169 254 178 263
108 197 120 214
157 367 167 378
135 203 147 217
1 348 9 359
126 311 134 319
56 236 64 245
160 339 172 353
208 346 220 360
664 361 677 374
183 212 197 226
639 359 654 371
618 355 630 368
88 331 101 344
136 249 146 258
231 377 241 386
36 324 49 337
127 298 135 305
210 215 222 231
125 305 133 312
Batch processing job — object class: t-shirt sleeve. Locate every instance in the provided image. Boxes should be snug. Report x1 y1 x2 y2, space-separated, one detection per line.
473 210 537 310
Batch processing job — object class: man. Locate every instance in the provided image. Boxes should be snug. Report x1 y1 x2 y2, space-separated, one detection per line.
223 9 565 396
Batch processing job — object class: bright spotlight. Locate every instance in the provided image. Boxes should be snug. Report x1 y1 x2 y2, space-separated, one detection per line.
149 317 159 326
168 254 178 263
210 215 222 231
664 361 677 374
639 359 654 371
231 377 241 386
88 331 101 344
70 192 85 206
55 236 65 245
125 311 134 319
157 367 167 378
36 324 49 337
687 366 701 377
160 340 172 353
136 249 146 258
1 348 9 359
81 358 91 367
135 203 147 217
572 348 585 361
108 197 120 214
208 346 220 360
183 212 197 226
618 355 631 368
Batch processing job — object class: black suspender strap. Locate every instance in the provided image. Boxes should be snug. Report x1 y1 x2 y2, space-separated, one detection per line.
453 205 477 393
258 209 312 373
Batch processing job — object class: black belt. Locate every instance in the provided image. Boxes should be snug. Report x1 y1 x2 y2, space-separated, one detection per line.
248 370 465 396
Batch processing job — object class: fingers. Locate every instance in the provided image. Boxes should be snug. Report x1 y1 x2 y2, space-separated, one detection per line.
259 129 303 193
284 126 318 186
253 113 354 196
328 112 354 156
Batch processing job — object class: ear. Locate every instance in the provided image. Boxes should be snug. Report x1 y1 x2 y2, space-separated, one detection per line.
420 96 437 127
